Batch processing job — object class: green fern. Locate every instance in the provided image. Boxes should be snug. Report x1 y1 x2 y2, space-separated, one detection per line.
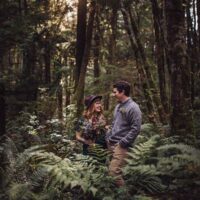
9 183 37 200
157 143 200 158
126 134 160 166
0 137 21 188
22 149 111 197
124 134 167 194
124 165 166 194
87 144 109 163
30 168 48 192
135 123 159 144
155 143 200 182
124 128 200 196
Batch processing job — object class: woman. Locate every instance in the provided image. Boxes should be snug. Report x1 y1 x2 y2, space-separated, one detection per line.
75 95 107 156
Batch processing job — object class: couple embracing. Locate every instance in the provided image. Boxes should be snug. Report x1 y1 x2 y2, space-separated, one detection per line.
75 80 142 187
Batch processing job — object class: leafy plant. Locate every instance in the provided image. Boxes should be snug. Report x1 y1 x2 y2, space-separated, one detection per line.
123 123 200 198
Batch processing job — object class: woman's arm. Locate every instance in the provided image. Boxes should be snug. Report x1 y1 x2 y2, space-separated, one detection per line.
76 131 94 145
76 131 85 143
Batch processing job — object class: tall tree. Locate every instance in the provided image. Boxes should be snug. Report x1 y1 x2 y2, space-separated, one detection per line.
196 0 200 99
121 0 167 124
165 0 193 134
93 5 101 85
151 0 169 114
75 0 96 116
121 2 158 124
44 32 51 84
75 0 87 91
104 5 118 111
198 0 200 54
0 82 5 136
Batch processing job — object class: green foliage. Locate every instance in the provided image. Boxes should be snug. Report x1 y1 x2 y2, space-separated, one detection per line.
64 104 78 138
1 122 200 199
9 183 36 200
0 137 19 190
4 145 115 200
123 124 200 197
124 134 166 194
87 144 109 163
125 165 166 194
7 111 38 135
6 111 42 151
127 135 160 166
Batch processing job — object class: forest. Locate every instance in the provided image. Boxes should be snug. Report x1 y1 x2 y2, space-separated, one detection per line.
0 0 200 199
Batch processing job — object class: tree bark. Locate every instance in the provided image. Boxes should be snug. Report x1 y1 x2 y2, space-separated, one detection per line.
57 85 63 121
103 6 118 111
93 6 100 85
44 33 51 84
75 0 87 91
121 2 158 124
186 1 197 107
127 3 167 124
165 0 193 134
121 1 166 124
0 82 6 136
196 0 200 98
198 0 200 53
75 1 96 117
22 42 36 78
151 0 169 114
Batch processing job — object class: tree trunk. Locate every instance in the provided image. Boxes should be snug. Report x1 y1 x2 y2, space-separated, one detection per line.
21 41 38 102
65 88 71 108
93 6 100 85
121 3 158 124
57 85 63 121
75 0 87 91
22 42 36 78
121 1 162 124
75 1 96 117
165 0 193 135
196 0 200 99
0 82 5 136
44 33 51 84
151 0 169 114
186 1 197 107
104 6 118 111
126 3 167 124
198 0 200 53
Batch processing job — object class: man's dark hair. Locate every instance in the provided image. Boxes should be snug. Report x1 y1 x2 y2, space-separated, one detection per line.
113 80 131 96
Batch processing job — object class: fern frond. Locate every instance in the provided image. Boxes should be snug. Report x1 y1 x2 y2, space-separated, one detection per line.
172 154 200 166
133 195 154 200
156 155 200 178
124 164 158 176
0 137 20 188
16 145 49 164
30 167 48 192
160 136 181 145
1 137 18 168
124 165 166 194
140 123 159 137
25 149 109 197
157 143 200 159
9 183 37 200
87 144 109 163
127 135 160 165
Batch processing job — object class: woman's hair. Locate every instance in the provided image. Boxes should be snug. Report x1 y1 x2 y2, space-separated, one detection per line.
83 100 103 119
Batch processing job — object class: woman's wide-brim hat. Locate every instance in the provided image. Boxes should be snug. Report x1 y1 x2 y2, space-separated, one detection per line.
84 95 102 108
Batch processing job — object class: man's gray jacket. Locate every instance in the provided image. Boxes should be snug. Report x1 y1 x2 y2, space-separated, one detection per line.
106 98 142 148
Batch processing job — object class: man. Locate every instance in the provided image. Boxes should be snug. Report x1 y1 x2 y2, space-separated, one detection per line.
106 80 142 187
